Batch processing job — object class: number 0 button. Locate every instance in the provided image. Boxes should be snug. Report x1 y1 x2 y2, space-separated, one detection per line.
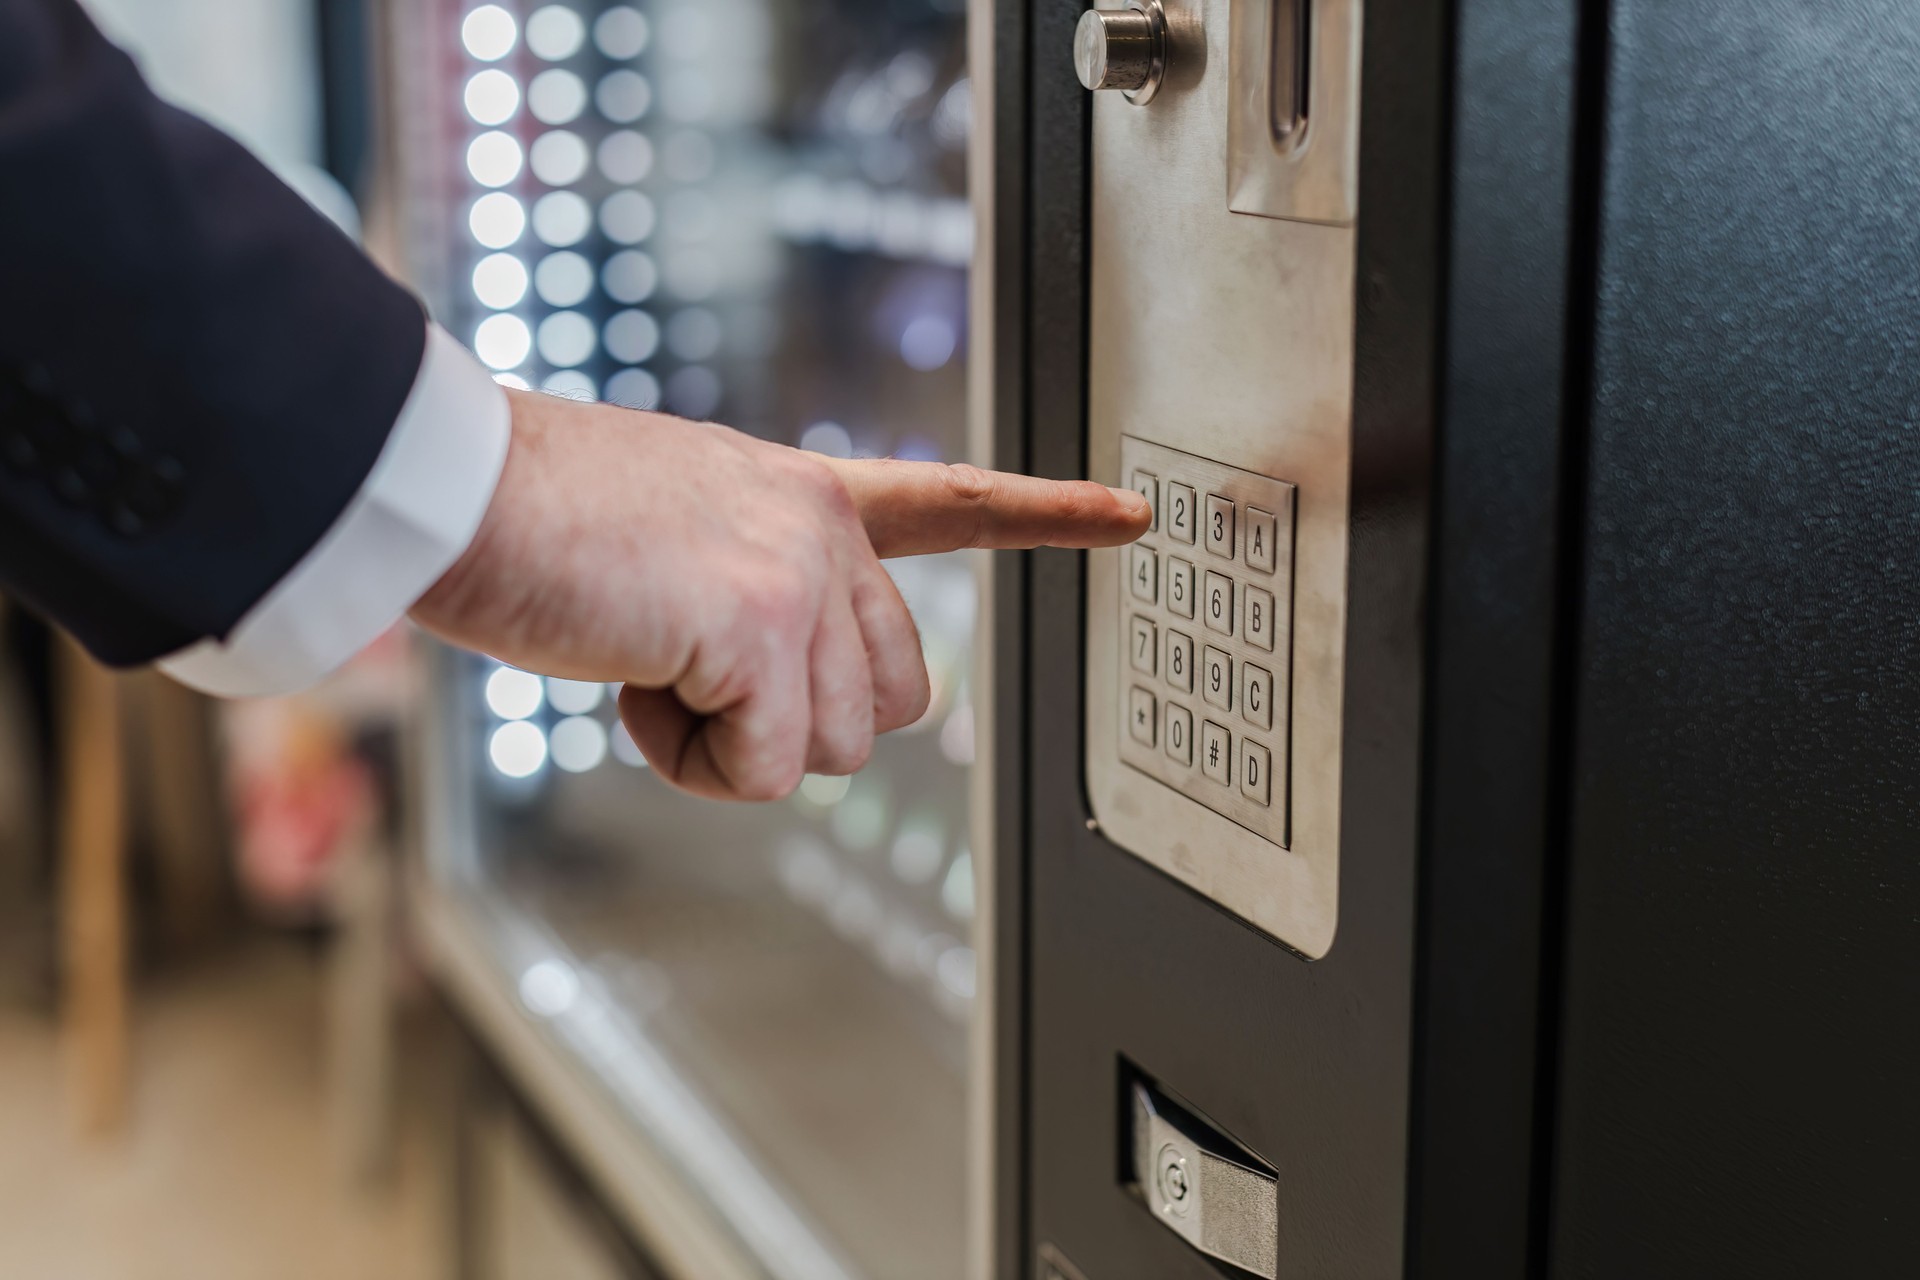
1164 702 1193 767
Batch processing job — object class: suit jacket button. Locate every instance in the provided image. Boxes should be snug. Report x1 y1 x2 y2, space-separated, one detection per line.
108 426 142 460
53 467 90 506
106 505 145 537
21 362 53 396
2 431 36 475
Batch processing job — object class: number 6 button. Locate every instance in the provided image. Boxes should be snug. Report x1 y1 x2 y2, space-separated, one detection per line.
1202 571 1233 636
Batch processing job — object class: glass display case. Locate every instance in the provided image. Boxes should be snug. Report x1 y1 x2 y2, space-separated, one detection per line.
391 3 977 1277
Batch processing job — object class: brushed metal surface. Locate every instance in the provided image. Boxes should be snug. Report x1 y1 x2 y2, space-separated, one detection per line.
1227 0 1363 224
1084 0 1353 958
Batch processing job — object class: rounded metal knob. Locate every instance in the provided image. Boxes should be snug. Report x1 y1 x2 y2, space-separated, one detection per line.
1074 4 1167 104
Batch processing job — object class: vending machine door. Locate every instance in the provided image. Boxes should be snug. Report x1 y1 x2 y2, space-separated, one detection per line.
400 3 983 1279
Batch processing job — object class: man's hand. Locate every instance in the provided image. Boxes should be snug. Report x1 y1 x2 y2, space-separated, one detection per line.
410 390 1150 801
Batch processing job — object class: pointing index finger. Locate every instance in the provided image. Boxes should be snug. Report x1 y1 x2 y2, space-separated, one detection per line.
818 457 1151 558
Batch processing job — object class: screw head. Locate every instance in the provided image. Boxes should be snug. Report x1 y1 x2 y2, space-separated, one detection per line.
1155 1143 1193 1217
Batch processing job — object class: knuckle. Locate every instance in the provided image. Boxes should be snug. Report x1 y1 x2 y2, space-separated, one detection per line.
939 463 996 507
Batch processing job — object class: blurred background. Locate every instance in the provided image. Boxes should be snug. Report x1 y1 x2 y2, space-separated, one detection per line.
0 2 977 1277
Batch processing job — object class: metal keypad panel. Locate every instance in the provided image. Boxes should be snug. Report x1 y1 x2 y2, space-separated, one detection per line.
1119 435 1296 846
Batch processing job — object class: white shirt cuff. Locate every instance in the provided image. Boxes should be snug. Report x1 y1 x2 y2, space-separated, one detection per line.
159 323 511 698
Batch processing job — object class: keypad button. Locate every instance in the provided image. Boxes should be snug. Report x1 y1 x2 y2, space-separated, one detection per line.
1131 469 1159 532
1242 663 1274 731
1130 544 1159 604
1204 494 1235 559
1165 629 1194 694
1202 571 1234 636
1129 615 1158 676
1128 686 1157 747
1166 482 1197 544
1164 702 1193 767
1240 739 1272 806
1245 506 1278 574
1244 584 1276 652
1202 645 1232 711
1166 557 1196 619
1200 720 1232 785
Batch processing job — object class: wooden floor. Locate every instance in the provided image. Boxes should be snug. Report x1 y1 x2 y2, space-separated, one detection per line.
0 938 448 1280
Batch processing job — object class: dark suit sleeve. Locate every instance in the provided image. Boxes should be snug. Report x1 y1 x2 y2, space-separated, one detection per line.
0 0 427 665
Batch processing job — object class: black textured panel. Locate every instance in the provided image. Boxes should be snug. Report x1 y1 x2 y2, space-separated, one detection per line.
1550 3 1920 1276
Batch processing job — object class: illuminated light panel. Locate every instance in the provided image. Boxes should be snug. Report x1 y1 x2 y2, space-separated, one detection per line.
829 880 882 943
541 369 598 400
488 720 548 779
603 367 660 410
473 314 532 370
463 69 521 125
829 779 889 851
595 69 653 124
596 130 654 184
549 715 609 773
529 130 590 186
546 677 604 715
660 69 716 123
660 130 716 183
610 721 648 767
484 665 545 719
665 308 723 361
466 131 523 187
599 191 657 245
527 68 587 125
518 958 579 1016
936 945 977 1001
601 249 658 304
799 421 854 458
471 253 529 309
796 773 851 807
941 851 975 921
602 309 660 364
889 819 945 884
665 366 721 419
524 4 586 60
538 311 597 367
661 247 719 300
900 314 958 371
468 192 525 248
460 5 517 61
657 7 712 58
593 6 650 60
532 190 592 246
534 251 595 308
